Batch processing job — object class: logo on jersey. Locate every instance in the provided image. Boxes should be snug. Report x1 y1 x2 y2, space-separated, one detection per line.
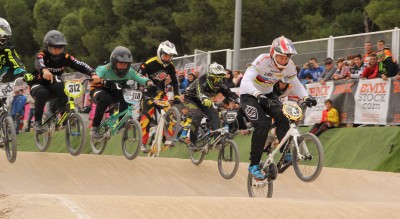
151 70 167 81
245 105 258 120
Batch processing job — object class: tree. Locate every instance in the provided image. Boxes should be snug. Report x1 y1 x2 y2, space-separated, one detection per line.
365 0 400 30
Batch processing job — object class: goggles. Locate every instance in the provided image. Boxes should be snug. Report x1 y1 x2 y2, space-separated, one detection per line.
0 37 8 45
209 74 225 83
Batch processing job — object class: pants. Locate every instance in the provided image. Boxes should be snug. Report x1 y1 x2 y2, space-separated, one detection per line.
310 122 333 136
30 82 68 123
90 88 127 127
26 108 35 130
183 97 220 144
140 92 169 145
240 93 289 166
12 114 22 134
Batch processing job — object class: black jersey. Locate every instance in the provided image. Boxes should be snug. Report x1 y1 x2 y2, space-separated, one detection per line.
0 43 26 83
138 56 179 96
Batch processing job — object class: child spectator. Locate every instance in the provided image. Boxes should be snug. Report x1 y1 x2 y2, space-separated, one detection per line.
310 99 339 136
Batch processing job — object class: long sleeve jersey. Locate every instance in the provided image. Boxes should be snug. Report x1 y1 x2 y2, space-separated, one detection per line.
32 50 94 86
138 57 179 96
0 43 26 83
185 74 238 104
239 53 308 99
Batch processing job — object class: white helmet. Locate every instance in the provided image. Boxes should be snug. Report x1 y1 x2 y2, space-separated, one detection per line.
157 40 178 67
206 62 226 90
269 36 297 69
0 18 12 49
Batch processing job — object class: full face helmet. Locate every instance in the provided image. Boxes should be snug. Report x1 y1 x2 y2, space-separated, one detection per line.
269 36 297 69
110 46 133 78
157 40 178 67
43 30 67 62
206 62 226 90
0 18 12 49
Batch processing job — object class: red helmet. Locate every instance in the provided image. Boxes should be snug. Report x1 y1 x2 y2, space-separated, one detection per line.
270 36 297 69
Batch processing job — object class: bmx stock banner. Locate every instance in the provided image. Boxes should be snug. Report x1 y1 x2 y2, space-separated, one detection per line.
301 78 399 126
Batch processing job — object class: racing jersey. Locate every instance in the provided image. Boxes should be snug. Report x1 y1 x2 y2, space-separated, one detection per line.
138 57 179 96
32 50 94 86
239 53 308 99
0 43 26 83
185 74 238 102
92 63 150 89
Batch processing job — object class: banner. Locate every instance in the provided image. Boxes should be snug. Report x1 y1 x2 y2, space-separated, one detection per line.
302 78 399 126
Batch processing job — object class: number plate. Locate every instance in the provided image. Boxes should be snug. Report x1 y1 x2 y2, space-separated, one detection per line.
123 89 142 104
225 110 238 123
0 83 15 98
64 81 83 98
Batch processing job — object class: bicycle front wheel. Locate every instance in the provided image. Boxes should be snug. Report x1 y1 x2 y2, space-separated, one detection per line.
2 116 17 163
292 133 324 182
163 106 181 141
35 112 54 152
122 118 142 160
218 139 239 179
65 112 86 156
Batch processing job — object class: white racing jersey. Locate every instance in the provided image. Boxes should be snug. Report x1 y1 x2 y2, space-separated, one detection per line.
239 53 308 99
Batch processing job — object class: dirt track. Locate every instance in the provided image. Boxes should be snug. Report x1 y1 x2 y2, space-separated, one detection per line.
0 152 399 218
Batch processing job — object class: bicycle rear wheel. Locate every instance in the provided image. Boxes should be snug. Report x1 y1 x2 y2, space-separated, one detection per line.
2 116 17 163
34 112 54 152
122 118 142 160
163 106 181 141
65 112 86 156
292 133 323 182
189 128 206 165
90 126 108 155
217 139 239 179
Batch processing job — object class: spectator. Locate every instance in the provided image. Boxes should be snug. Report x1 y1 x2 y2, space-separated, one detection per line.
193 71 200 79
11 89 26 134
177 70 189 93
232 70 243 87
24 94 35 132
298 57 324 84
361 53 379 79
318 57 337 85
187 72 196 86
309 99 339 136
332 58 351 80
377 39 393 59
363 41 375 67
377 50 398 80
350 54 365 79
223 69 235 88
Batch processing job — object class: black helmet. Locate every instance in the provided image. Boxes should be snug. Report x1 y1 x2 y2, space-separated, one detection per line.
110 46 133 78
43 30 67 62
0 18 12 49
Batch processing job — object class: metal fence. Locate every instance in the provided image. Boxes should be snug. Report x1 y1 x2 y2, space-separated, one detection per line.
165 27 400 74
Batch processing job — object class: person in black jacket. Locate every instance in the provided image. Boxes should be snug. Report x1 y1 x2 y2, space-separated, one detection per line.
23 30 100 132
183 62 238 149
0 17 26 83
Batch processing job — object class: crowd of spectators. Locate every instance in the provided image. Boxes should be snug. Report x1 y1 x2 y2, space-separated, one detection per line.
298 40 399 83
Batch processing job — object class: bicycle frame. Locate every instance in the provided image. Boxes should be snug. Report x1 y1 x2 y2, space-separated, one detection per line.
262 122 309 170
195 126 229 151
99 105 134 136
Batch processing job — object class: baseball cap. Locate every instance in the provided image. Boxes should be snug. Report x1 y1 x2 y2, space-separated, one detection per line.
325 57 333 64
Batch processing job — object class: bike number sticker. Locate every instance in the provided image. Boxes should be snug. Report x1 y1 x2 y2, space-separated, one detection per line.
65 81 83 98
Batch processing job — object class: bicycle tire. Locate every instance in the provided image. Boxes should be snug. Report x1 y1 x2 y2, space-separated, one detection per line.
247 169 273 198
189 129 206 165
2 116 17 163
122 118 142 160
292 133 324 182
34 112 54 152
65 112 86 156
217 139 239 179
90 126 108 155
163 106 181 141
